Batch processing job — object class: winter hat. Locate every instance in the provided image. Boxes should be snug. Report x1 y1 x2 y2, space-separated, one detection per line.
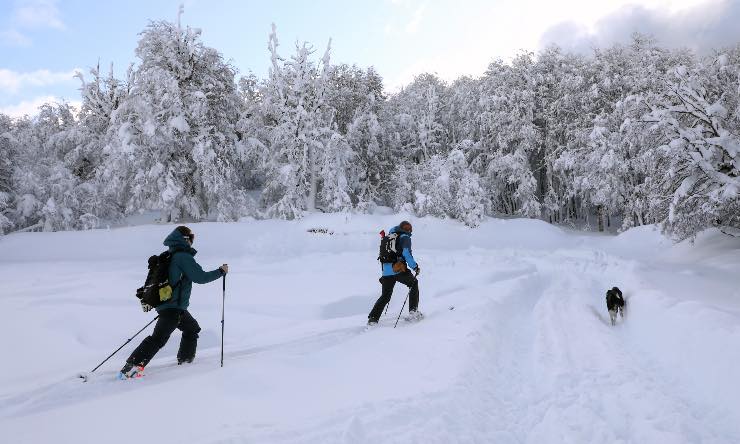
399 221 413 232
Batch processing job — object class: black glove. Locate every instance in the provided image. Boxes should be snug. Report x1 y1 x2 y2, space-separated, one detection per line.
414 266 420 276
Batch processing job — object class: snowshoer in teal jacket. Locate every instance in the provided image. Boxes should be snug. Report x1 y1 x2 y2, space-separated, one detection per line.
156 228 224 311
119 226 228 379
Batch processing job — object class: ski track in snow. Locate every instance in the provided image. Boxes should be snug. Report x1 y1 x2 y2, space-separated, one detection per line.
0 215 739 444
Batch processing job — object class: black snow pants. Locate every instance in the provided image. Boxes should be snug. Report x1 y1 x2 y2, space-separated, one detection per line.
127 308 201 366
368 270 419 322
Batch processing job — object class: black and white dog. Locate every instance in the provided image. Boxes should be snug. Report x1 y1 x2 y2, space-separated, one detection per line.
605 287 625 326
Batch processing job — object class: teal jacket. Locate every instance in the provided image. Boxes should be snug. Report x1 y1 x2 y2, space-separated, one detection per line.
156 229 224 312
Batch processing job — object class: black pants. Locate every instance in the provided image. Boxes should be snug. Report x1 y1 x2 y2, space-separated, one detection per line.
127 309 201 366
368 271 419 321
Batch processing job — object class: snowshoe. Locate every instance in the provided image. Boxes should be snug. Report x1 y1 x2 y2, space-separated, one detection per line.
117 363 145 380
404 310 424 323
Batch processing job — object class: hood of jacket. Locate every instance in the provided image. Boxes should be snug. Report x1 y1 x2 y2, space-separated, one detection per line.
163 229 198 256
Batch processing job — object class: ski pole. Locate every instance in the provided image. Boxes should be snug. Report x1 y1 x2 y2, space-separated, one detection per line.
221 274 226 368
394 290 410 328
84 315 160 376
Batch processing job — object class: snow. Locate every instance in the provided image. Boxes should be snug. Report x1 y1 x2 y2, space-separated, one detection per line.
168 115 189 133
1 213 739 443
706 101 728 118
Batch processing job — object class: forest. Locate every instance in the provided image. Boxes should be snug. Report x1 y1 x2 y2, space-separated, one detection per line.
0 19 738 240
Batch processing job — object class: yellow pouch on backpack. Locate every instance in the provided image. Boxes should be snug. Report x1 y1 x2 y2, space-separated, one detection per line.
159 285 173 302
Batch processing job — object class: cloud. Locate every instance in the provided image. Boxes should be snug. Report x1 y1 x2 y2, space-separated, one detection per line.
540 0 740 54
13 0 65 30
0 29 31 46
1 0 66 46
0 68 81 95
0 95 80 118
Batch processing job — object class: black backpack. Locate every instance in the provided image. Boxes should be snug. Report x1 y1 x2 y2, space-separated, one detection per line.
135 251 181 312
378 231 402 263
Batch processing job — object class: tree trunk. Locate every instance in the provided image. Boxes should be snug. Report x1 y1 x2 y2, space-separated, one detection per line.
307 155 318 212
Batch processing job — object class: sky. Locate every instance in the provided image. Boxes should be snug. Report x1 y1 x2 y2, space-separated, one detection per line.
1 0 740 117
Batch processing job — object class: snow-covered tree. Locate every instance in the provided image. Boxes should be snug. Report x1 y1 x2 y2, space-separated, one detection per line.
326 64 384 134
475 55 540 217
0 114 15 234
446 148 486 227
5 103 100 232
3 19 736 238
444 76 481 145
260 24 352 218
384 73 447 163
346 94 389 210
570 36 690 231
648 49 740 240
73 63 124 183
395 148 486 227
101 18 249 222
320 133 354 212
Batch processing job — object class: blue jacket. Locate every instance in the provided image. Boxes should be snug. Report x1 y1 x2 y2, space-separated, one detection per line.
381 225 418 276
156 229 224 312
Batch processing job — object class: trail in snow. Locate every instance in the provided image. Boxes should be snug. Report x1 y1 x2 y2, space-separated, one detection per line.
0 214 738 444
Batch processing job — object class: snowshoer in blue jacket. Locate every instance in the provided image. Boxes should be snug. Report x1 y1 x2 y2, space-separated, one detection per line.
368 221 421 325
119 226 228 379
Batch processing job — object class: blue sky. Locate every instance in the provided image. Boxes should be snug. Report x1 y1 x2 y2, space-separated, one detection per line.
2 0 739 117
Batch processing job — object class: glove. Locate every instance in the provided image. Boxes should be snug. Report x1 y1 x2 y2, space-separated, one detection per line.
219 264 229 275
414 266 420 276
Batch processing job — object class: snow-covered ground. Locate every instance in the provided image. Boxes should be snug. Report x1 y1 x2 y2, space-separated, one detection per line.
1 214 739 444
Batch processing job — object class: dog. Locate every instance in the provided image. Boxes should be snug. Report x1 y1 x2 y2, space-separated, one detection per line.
605 287 625 326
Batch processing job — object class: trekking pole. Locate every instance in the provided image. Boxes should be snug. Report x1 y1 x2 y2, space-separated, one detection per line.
80 315 159 379
221 274 226 368
394 290 410 328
